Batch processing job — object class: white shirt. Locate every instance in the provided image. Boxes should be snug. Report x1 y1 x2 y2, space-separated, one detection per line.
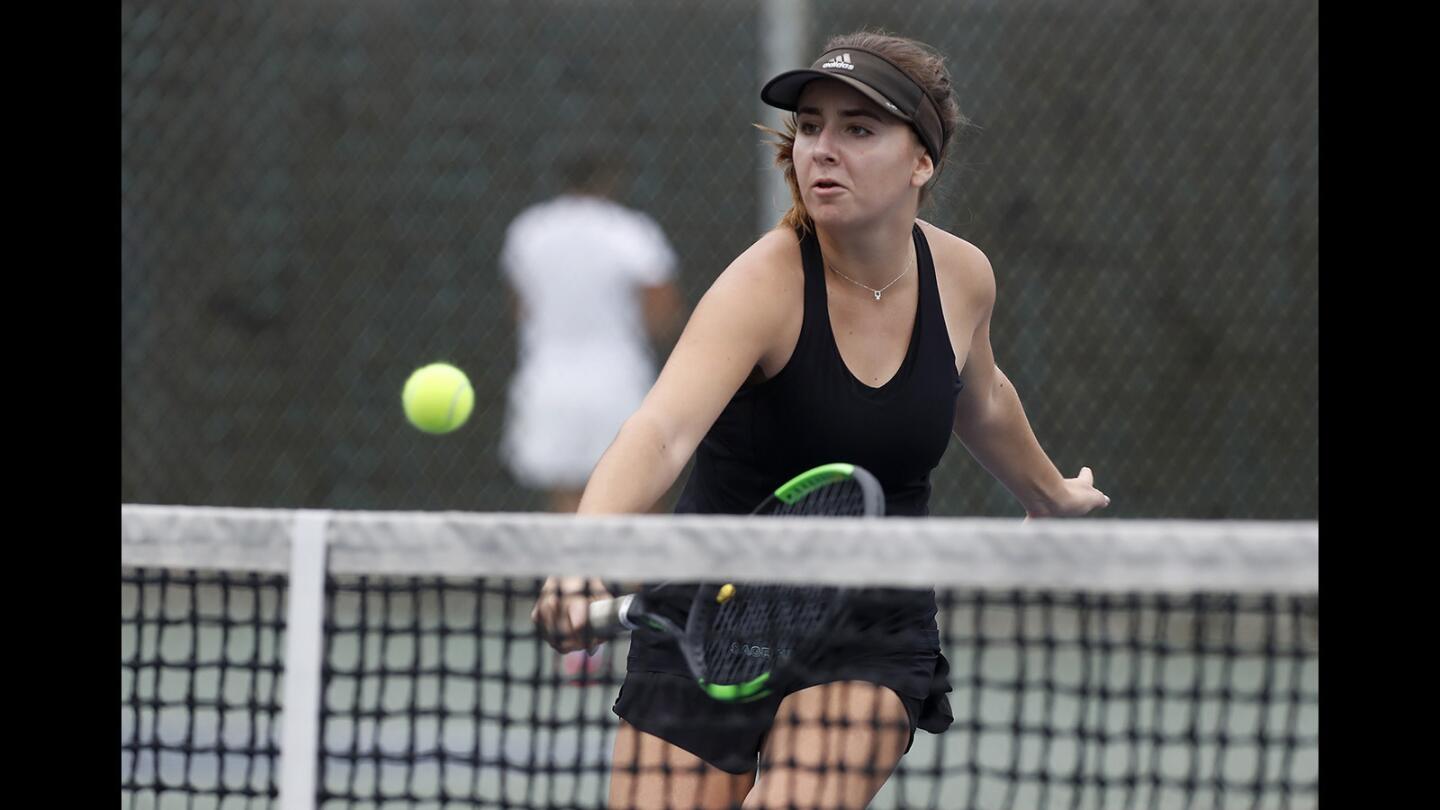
500 193 676 370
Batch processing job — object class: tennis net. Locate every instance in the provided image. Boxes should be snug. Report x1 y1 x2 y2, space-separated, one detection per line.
121 505 1318 809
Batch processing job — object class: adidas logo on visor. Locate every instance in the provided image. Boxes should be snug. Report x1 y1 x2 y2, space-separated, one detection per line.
820 53 855 70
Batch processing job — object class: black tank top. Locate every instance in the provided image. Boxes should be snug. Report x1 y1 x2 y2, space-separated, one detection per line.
676 224 963 517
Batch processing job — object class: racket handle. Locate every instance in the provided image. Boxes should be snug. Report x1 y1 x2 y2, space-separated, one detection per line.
587 594 636 637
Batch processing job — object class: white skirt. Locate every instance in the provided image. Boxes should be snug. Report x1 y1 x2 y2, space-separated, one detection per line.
501 350 654 490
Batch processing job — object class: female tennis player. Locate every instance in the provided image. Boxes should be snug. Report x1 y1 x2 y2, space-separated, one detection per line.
532 30 1110 809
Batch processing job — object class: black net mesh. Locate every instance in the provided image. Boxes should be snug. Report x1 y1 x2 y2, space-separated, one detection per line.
121 0 1318 519
121 569 289 808
121 571 1318 809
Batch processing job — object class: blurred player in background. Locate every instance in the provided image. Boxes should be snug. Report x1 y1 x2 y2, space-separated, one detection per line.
500 154 685 679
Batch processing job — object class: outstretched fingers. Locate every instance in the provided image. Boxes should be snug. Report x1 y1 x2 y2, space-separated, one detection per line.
1078 466 1111 510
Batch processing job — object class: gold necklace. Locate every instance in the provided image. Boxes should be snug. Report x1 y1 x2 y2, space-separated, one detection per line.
825 251 914 302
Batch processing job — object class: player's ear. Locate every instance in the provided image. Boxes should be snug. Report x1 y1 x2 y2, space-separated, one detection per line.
910 148 934 189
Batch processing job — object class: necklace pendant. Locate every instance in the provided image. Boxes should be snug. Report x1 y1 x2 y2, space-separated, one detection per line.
873 290 883 301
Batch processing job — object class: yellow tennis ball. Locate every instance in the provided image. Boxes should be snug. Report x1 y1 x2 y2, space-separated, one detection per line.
402 363 474 434
716 583 736 604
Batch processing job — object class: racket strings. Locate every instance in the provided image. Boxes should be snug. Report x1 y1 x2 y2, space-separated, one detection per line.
697 472 877 686
701 583 841 684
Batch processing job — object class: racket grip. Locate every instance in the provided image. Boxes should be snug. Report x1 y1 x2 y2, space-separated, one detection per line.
587 594 635 637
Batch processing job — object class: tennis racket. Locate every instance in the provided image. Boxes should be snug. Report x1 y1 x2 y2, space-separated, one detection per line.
587 462 885 702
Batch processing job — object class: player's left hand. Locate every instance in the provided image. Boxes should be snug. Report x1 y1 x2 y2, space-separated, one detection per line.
1026 466 1110 521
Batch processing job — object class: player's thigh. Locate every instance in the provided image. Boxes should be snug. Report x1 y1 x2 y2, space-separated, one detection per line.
745 681 911 810
610 719 757 810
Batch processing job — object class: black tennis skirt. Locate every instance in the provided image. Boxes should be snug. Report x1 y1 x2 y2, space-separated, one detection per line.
610 585 954 775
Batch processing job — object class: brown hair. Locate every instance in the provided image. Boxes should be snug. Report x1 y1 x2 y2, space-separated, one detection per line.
758 31 968 235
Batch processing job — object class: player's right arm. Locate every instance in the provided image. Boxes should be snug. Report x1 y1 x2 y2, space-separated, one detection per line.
581 233 799 514
531 230 802 652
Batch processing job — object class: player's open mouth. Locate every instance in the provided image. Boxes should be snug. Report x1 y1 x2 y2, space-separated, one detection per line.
812 180 846 195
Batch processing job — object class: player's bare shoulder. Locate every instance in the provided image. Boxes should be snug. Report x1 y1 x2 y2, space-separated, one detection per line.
680 228 805 363
727 228 805 294
702 228 805 322
917 220 996 319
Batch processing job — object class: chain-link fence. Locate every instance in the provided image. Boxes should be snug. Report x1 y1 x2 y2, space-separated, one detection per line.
121 0 1318 518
